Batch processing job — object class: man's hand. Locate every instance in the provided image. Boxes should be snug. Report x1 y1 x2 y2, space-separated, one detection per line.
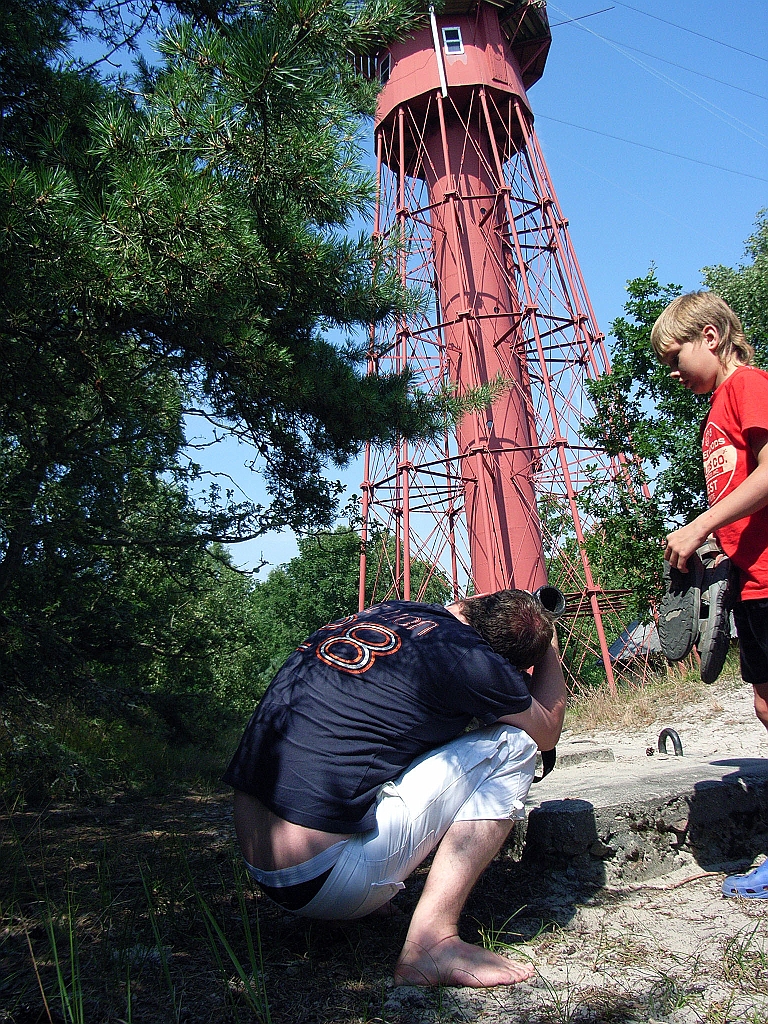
498 641 566 751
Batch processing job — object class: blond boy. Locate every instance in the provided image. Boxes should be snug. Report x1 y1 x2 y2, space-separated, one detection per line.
651 291 768 898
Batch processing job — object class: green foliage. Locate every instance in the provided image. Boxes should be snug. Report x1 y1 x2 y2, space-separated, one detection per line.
0 0 94 151
0 683 246 803
583 271 709 524
0 0 439 697
579 215 768 623
578 476 670 622
704 210 768 365
0 544 269 800
576 273 702 620
250 528 364 678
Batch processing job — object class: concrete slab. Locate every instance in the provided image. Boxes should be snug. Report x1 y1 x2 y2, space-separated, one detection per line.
532 748 768 807
519 734 768 886
539 741 614 769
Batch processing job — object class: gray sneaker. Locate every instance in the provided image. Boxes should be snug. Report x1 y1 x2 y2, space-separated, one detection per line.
697 539 734 684
658 553 704 661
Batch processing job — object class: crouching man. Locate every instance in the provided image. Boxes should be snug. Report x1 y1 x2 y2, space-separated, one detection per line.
223 590 565 988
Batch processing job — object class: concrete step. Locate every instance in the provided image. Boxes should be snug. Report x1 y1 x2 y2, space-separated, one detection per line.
520 740 768 885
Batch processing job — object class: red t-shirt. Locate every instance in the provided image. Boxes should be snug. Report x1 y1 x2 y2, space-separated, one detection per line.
703 365 768 600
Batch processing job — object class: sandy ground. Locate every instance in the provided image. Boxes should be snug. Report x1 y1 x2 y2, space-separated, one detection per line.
384 677 768 1024
568 679 768 766
385 873 768 1023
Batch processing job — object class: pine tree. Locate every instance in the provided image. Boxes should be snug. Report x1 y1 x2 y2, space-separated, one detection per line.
0 0 431 685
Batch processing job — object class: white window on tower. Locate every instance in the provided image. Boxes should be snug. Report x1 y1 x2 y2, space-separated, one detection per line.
379 53 391 85
442 27 464 55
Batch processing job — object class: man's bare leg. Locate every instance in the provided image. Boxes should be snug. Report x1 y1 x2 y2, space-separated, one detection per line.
394 818 535 988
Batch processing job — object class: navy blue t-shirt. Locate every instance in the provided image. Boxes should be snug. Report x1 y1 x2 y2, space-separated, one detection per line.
223 601 532 833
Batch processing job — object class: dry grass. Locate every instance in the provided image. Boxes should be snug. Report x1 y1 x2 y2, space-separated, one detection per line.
564 648 743 735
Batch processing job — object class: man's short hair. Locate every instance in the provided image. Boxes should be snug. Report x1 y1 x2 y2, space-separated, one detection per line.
650 291 753 366
460 589 554 669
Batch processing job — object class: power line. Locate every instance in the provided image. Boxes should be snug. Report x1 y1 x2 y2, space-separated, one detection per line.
547 2 768 148
537 114 768 183
611 1 768 64
538 136 723 246
555 15 768 100
610 39 768 102
550 7 614 29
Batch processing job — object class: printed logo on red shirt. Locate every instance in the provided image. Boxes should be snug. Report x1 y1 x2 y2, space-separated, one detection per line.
702 420 737 505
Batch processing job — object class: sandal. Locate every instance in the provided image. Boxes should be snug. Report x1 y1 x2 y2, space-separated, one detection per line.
722 858 768 898
697 539 734 685
658 552 704 661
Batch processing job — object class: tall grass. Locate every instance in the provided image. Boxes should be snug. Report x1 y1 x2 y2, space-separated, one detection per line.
193 861 272 1023
2 806 272 1024
564 650 742 733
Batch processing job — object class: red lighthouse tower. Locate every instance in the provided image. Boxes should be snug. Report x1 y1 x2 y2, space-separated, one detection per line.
358 0 645 690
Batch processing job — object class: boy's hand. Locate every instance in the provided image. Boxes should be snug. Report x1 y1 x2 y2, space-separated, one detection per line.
664 521 710 571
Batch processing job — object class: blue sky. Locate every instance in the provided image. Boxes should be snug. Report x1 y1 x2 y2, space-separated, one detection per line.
187 0 768 572
532 0 767 331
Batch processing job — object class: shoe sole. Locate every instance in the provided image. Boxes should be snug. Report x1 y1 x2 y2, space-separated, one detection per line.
698 578 732 684
697 541 734 685
658 555 704 661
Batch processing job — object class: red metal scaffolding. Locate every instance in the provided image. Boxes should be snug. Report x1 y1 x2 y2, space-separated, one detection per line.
358 1 654 691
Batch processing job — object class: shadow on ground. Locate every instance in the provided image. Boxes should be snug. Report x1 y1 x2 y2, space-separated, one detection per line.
1 793 611 1024
689 760 768 868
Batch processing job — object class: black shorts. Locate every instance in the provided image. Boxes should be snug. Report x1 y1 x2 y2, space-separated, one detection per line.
254 866 335 912
733 599 768 685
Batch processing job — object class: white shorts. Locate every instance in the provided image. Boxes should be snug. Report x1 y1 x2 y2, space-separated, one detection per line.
247 724 537 920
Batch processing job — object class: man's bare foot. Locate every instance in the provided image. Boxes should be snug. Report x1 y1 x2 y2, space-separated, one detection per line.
394 935 535 988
